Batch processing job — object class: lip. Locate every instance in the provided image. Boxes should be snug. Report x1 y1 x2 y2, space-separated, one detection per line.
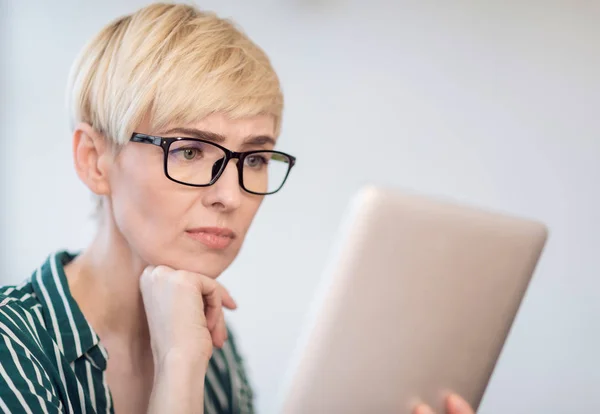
185 227 236 250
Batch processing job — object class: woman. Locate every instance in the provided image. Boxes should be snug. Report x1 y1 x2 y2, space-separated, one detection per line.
0 3 474 413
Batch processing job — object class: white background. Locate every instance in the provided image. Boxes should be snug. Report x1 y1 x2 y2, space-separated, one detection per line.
1 1 599 413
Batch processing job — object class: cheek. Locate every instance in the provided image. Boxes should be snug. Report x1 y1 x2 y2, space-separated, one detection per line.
222 200 262 264
236 196 264 238
108 155 190 260
106 150 265 273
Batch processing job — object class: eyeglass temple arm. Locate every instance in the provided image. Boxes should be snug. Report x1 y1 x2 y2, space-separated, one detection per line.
131 134 162 146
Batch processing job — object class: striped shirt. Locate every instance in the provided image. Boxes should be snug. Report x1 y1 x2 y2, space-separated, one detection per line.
0 251 254 413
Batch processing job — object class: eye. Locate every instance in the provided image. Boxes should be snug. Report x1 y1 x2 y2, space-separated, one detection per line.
245 154 268 168
170 145 203 161
182 148 198 160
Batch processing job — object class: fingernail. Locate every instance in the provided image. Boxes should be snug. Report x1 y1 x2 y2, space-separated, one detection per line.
414 404 435 414
448 394 471 413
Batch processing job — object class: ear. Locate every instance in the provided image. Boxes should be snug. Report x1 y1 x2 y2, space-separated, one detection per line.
72 123 112 197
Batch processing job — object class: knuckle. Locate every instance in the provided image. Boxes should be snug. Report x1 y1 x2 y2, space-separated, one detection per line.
173 270 194 284
149 265 168 281
140 266 157 287
203 276 217 290
171 270 205 293
153 265 170 276
142 265 218 295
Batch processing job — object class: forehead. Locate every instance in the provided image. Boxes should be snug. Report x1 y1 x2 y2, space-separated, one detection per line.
155 113 277 145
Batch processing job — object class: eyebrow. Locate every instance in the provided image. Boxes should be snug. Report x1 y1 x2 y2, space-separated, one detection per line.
160 127 226 143
160 127 277 147
243 135 277 147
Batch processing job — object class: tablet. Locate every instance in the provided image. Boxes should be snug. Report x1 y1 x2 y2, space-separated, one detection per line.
279 186 548 414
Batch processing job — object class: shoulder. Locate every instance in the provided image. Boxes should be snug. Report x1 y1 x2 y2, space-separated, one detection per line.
0 293 63 412
0 278 40 323
0 278 46 340
0 287 53 377
0 277 53 374
0 288 46 353
0 278 38 307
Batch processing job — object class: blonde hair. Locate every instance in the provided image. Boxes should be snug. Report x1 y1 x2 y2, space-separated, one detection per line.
67 2 284 146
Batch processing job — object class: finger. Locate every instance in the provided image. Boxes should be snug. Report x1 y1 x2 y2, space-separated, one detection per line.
211 311 228 349
413 404 435 414
218 284 237 310
139 265 156 288
196 276 221 331
446 394 473 414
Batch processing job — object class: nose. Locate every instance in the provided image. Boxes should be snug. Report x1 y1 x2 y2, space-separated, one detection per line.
202 158 242 212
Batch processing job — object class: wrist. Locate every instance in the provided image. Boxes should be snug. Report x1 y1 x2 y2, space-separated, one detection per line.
155 348 210 376
149 350 208 414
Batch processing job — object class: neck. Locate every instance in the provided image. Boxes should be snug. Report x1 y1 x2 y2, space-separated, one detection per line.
65 209 151 358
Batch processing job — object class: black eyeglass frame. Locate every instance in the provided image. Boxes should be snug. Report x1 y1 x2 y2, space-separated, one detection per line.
130 133 296 195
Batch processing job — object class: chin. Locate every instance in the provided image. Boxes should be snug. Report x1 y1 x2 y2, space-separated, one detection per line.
168 249 237 279
139 237 241 278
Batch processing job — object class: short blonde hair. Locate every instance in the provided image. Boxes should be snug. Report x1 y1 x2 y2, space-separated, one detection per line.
67 2 284 145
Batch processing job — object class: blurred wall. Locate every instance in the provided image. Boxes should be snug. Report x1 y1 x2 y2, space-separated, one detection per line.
1 1 598 413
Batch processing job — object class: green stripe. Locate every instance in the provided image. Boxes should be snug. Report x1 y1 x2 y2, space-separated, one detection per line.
0 396 12 411
73 357 92 409
4 335 58 411
3 305 42 349
0 328 56 412
207 356 231 410
203 377 220 414
0 251 255 413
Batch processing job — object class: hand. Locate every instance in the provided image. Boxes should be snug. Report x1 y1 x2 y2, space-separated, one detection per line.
413 394 474 414
140 265 237 366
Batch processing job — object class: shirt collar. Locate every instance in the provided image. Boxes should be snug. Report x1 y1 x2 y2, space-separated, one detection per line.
31 251 107 369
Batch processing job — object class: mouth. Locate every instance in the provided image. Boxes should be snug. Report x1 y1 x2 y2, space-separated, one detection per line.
185 227 236 250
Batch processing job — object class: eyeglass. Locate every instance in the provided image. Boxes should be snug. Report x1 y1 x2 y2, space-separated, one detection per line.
130 133 296 195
